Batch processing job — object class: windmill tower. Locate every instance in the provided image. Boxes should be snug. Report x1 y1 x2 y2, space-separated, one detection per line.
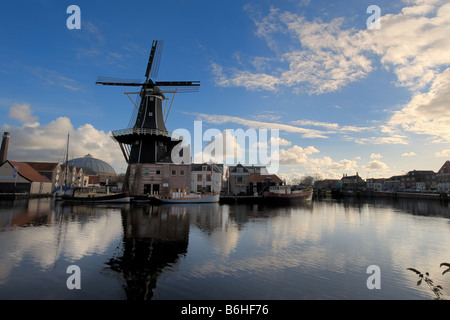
96 40 199 195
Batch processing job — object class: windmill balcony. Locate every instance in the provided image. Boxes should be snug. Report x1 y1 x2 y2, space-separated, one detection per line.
111 128 183 140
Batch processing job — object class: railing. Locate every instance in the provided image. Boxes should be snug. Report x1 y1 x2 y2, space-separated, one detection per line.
111 128 183 140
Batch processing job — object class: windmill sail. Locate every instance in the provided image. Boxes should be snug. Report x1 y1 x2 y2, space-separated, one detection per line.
96 40 200 164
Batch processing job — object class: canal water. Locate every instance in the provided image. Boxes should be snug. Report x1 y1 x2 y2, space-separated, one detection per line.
0 197 449 300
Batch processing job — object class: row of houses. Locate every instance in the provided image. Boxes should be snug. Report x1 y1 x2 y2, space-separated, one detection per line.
366 165 450 192
314 161 450 193
127 162 283 197
0 160 102 195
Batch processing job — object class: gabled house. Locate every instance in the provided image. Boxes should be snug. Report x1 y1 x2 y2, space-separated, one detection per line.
400 170 436 191
340 173 365 191
249 173 282 195
436 160 450 192
191 163 223 193
228 164 250 194
227 164 281 195
25 162 61 191
0 160 52 194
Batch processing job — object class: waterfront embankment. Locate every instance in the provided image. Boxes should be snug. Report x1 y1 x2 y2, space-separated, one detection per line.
328 190 449 201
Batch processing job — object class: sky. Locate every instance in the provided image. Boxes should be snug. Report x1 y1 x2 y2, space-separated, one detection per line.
1 0 450 182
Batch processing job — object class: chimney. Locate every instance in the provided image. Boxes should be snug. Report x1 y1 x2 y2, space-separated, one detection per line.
0 132 10 163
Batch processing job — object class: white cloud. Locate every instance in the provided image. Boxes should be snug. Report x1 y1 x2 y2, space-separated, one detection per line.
28 66 84 92
363 160 389 171
213 1 450 96
271 136 291 146
352 135 409 145
278 145 320 166
291 120 340 130
366 1 450 90
326 159 358 172
389 67 450 141
211 63 279 92
1 104 127 173
8 103 39 127
435 150 450 158
194 129 244 164
370 153 383 159
402 152 417 157
191 113 329 139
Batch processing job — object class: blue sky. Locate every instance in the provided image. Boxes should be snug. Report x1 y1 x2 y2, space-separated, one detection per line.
1 0 450 181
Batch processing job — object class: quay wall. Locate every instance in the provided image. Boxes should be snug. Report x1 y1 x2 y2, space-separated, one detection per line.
0 193 51 200
331 190 448 201
370 191 446 200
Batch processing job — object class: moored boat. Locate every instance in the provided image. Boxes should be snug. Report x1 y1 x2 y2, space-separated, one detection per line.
155 191 219 204
263 186 313 203
61 187 131 203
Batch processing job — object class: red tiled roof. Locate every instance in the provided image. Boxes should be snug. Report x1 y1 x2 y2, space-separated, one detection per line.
25 162 59 171
249 173 283 183
8 161 50 183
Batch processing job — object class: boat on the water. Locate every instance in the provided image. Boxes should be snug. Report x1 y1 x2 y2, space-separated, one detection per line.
263 185 313 203
61 187 131 203
155 191 219 204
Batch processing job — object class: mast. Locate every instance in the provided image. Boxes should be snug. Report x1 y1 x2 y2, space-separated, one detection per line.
64 133 69 187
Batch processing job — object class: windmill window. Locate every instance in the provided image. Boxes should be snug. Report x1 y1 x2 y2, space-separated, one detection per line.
180 170 185 176
156 170 161 175
172 170 177 176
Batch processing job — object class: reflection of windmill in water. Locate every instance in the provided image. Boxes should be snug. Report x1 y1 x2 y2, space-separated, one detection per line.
96 40 199 196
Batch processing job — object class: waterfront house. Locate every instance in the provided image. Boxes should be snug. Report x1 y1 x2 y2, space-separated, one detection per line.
436 160 450 192
366 178 385 191
228 164 250 195
340 173 365 191
127 163 192 196
191 163 223 193
0 160 52 194
25 162 61 191
249 173 283 195
59 165 78 188
400 170 436 191
227 164 280 195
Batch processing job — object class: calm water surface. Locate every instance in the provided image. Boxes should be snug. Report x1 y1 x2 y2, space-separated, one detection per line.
1 197 449 300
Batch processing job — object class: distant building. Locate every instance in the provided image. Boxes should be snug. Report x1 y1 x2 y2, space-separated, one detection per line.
340 173 365 190
191 163 223 193
0 160 52 194
438 160 450 174
66 154 117 184
227 164 281 195
400 170 436 191
59 165 79 188
25 162 61 191
366 178 385 191
437 160 450 192
384 175 402 191
249 173 282 195
127 163 191 196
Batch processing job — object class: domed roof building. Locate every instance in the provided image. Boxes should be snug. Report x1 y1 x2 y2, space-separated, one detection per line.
67 154 117 183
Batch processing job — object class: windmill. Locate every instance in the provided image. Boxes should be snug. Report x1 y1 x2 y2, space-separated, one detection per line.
96 40 199 164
